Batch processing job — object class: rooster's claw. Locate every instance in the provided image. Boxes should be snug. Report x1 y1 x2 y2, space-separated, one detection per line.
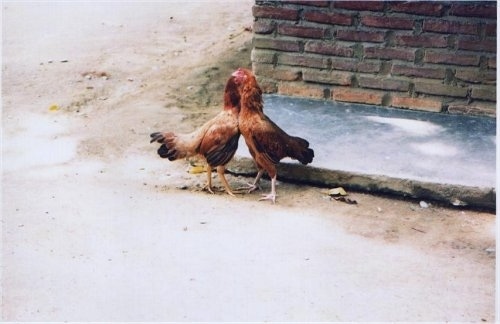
259 193 276 204
236 182 261 193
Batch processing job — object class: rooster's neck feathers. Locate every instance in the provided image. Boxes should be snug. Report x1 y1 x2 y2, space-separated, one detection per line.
241 80 264 113
223 77 241 111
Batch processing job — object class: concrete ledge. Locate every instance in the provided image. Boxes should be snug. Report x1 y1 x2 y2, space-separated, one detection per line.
227 156 496 211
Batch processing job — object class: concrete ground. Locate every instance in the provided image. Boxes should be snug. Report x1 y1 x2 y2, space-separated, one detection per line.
230 95 496 209
1 2 496 322
241 94 496 189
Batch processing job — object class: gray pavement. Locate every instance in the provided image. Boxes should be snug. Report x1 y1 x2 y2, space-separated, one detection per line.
230 94 496 209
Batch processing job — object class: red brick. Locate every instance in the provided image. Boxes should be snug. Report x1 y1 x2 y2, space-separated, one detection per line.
391 96 442 112
488 57 496 69
357 61 382 73
333 87 384 105
333 1 385 11
252 62 274 78
331 58 381 73
278 24 326 39
251 49 275 64
330 58 357 71
255 77 278 93
336 30 385 43
361 15 414 30
450 3 497 19
253 63 301 81
389 2 445 16
393 34 448 48
254 37 301 52
282 1 330 7
253 20 275 34
252 5 299 21
302 68 352 86
331 58 359 72
423 20 479 35
485 24 496 36
471 86 496 102
305 41 354 57
448 101 496 117
414 81 468 98
424 50 480 66
364 47 415 61
358 76 410 91
455 69 496 84
273 69 302 81
277 53 329 69
457 38 496 53
391 64 446 79
303 11 352 26
278 82 326 99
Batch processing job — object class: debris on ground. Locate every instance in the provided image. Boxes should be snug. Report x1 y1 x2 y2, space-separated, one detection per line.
485 247 495 254
451 198 467 207
324 187 358 205
81 71 110 80
187 165 205 174
48 104 60 112
327 187 347 196
419 201 430 208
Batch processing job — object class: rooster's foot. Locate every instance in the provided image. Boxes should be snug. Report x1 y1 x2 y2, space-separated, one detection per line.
236 182 261 193
202 185 215 195
259 192 276 204
224 188 238 197
203 184 240 197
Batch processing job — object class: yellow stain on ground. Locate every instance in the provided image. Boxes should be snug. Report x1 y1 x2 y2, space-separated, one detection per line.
48 104 59 112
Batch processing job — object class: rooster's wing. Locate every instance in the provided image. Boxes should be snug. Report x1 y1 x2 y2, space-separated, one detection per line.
198 110 240 167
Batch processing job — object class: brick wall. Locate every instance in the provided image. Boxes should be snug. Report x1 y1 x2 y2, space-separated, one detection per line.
251 1 496 117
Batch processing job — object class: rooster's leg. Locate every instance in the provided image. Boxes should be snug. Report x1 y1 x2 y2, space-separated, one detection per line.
259 175 277 204
217 166 236 197
237 169 264 193
202 165 215 194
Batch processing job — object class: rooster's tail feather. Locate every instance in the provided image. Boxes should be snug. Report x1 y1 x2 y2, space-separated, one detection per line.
150 132 164 143
158 144 177 161
150 131 182 161
300 147 315 165
289 136 314 165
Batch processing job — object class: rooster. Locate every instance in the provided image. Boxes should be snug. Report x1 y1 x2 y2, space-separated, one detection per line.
232 68 314 203
150 75 240 196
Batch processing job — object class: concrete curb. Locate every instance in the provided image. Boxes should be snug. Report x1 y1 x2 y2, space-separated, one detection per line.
227 156 496 211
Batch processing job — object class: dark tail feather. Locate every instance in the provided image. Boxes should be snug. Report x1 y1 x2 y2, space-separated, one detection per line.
150 131 178 161
150 132 164 143
289 136 314 165
301 148 314 165
158 144 177 161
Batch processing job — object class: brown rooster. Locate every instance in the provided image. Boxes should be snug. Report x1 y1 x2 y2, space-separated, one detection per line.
232 68 314 203
150 75 240 196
